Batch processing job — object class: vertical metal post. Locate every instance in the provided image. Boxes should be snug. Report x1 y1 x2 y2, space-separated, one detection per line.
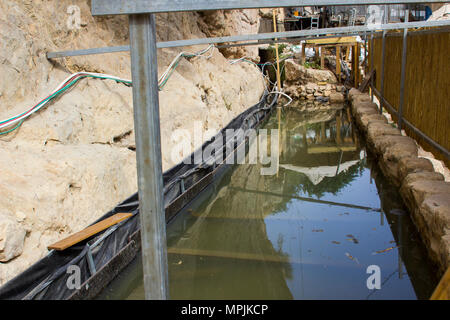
129 14 169 300
379 6 388 114
272 9 282 92
370 34 374 102
398 9 409 131
379 32 386 114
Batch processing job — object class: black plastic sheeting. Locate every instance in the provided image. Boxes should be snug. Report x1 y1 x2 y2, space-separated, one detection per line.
0 92 277 300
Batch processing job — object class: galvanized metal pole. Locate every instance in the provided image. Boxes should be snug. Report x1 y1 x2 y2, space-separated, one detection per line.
47 21 450 59
272 9 282 93
370 34 374 102
129 13 169 300
379 6 388 114
398 9 409 131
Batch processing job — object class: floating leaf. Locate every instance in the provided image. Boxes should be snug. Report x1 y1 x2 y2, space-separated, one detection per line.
345 252 360 264
372 246 398 255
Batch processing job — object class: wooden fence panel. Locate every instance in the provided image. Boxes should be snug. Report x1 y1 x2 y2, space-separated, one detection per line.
372 31 449 166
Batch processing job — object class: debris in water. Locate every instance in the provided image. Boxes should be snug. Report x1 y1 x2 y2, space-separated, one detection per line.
345 252 359 264
332 241 340 245
345 234 359 244
312 229 324 232
372 246 398 255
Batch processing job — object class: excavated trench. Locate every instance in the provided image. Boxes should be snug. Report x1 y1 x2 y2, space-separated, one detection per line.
97 103 438 300
0 95 440 300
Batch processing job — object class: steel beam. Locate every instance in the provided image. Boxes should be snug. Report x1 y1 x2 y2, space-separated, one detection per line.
92 0 449 15
47 20 450 59
398 9 409 131
129 14 169 300
370 34 374 102
378 6 388 115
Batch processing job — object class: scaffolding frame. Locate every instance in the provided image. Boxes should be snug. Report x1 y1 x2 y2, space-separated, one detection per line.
82 1 450 299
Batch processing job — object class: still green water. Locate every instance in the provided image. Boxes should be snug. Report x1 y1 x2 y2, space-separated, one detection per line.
99 105 438 300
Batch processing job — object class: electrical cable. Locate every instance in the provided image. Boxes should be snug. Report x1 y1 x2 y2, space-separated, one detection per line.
0 45 215 135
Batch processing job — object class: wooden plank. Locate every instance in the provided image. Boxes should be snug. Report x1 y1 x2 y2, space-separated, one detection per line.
306 36 357 45
48 213 133 251
431 267 450 300
353 44 360 87
358 70 375 92
301 42 306 64
345 45 350 62
320 48 325 69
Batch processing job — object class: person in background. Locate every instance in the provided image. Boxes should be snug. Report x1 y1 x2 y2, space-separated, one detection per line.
425 5 432 20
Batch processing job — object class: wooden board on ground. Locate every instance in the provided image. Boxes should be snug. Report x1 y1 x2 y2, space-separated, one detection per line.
431 267 450 300
47 213 133 251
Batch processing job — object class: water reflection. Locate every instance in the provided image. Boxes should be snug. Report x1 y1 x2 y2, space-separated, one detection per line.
99 105 438 300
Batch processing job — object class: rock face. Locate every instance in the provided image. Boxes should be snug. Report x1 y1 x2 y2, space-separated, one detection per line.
0 212 26 262
349 88 450 276
0 1 265 285
197 10 260 60
329 92 344 103
283 59 343 107
285 59 337 84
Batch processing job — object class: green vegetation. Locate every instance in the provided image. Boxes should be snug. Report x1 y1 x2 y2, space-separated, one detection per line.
303 60 321 69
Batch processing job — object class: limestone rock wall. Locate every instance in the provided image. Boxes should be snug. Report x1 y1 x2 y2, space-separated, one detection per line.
0 1 265 285
283 59 345 107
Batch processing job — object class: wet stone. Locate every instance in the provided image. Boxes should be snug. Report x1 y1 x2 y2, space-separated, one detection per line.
398 157 436 181
357 113 388 130
352 101 378 114
367 123 401 147
329 92 344 103
420 194 450 238
400 179 450 210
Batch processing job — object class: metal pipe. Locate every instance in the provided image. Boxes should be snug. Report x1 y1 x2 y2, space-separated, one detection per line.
370 34 374 102
129 14 169 300
398 9 409 131
379 5 389 114
372 25 450 38
379 30 386 114
91 0 449 15
47 21 450 59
